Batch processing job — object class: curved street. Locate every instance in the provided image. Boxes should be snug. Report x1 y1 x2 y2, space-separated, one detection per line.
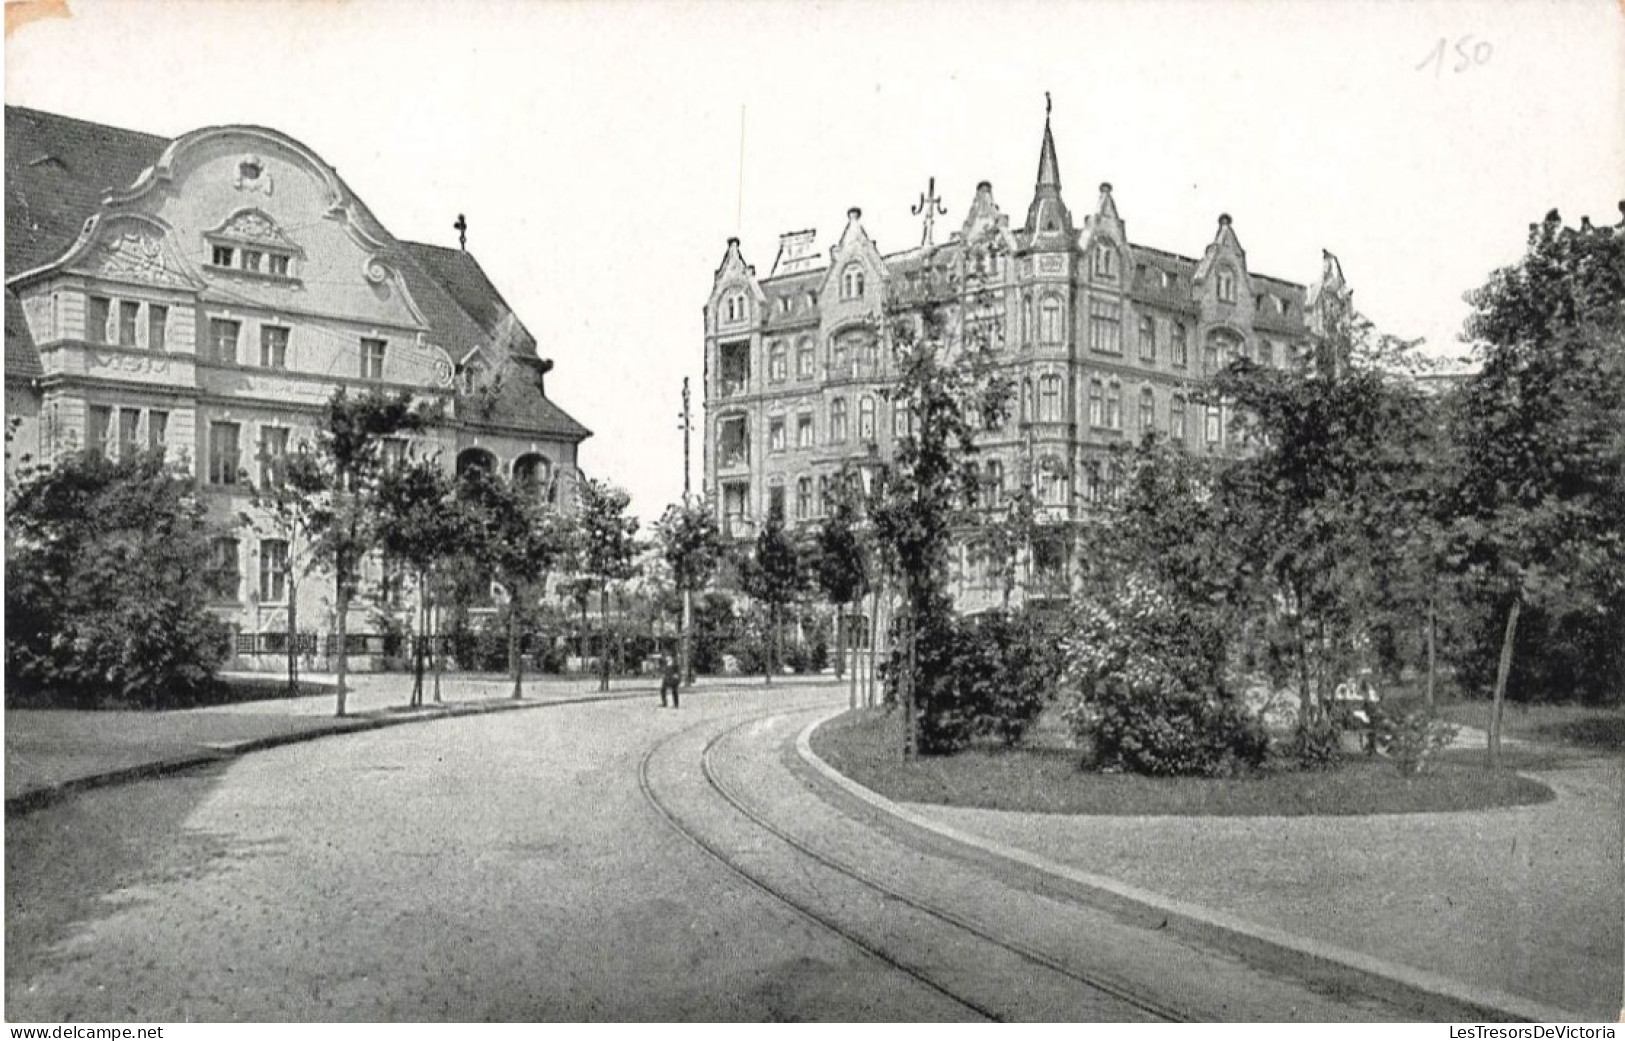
3 681 1471 1021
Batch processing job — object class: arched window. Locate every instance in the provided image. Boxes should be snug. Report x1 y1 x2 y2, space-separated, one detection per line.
858 396 876 440
1139 315 1157 361
841 263 865 300
1170 395 1187 441
1081 459 1100 504
830 335 848 372
456 447 497 478
768 340 787 381
1039 374 1063 422
830 398 848 443
796 477 813 520
796 337 816 377
1206 403 1223 445
1021 293 1033 346
1020 378 1034 424
723 289 748 324
1172 322 1190 366
513 453 555 502
1040 295 1063 345
893 400 913 439
1216 266 1236 304
1105 382 1123 430
1139 387 1155 433
1258 339 1274 368
1094 242 1117 280
1088 379 1104 427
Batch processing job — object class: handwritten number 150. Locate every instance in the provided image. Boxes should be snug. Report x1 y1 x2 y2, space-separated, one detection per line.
1417 35 1493 77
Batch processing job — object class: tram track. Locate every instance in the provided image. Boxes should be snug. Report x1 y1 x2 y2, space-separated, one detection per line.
637 701 1186 1022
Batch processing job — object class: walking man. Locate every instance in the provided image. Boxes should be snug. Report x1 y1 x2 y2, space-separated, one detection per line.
659 653 681 709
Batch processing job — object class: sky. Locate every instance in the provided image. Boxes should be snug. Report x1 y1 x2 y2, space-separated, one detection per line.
6 0 1623 523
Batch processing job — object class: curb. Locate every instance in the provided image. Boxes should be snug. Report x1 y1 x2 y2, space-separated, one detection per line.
794 709 1585 1024
5 687 654 817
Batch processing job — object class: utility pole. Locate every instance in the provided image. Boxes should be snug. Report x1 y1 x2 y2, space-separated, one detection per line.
679 377 695 686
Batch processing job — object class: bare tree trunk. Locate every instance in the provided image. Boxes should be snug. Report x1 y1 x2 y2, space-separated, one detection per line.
286 581 300 699
681 584 694 686
431 600 443 703
334 574 350 718
903 603 918 758
412 569 427 707
598 583 610 692
833 602 845 682
764 603 775 686
1490 596 1521 768
510 589 524 700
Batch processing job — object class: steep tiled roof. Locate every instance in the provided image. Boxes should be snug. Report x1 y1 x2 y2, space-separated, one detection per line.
403 242 539 358
5 106 168 275
463 354 592 441
5 289 42 378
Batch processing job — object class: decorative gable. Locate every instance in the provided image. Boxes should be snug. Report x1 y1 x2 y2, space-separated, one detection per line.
60 214 202 291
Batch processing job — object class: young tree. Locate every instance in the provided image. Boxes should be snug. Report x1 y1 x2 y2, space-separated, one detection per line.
739 505 805 685
457 468 576 699
1448 209 1625 762
242 447 327 698
376 457 463 706
868 242 1012 754
577 478 639 691
812 471 870 700
301 388 433 716
655 499 723 685
6 448 230 708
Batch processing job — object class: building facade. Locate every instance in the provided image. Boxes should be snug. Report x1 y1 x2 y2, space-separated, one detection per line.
4 106 591 668
702 110 1352 610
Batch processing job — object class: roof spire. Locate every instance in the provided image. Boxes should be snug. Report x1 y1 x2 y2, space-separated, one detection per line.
1024 95 1072 242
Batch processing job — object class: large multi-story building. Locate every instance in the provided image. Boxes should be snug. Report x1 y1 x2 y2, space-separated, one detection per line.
702 108 1352 609
4 106 591 668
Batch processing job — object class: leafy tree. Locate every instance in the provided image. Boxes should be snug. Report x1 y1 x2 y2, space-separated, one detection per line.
242 446 327 698
655 498 722 685
300 389 433 716
967 459 1040 611
456 468 576 699
576 478 639 691
868 241 1012 754
1448 210 1625 760
812 470 870 695
6 448 230 708
741 504 805 684
376 457 464 705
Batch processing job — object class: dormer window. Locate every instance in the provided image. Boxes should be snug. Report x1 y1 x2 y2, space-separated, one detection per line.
1162 270 1176 290
841 263 865 300
1217 267 1236 304
268 254 290 277
1093 243 1117 280
212 245 235 267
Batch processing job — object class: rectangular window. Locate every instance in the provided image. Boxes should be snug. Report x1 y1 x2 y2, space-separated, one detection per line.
267 253 291 277
148 305 168 351
361 338 387 380
87 405 113 457
795 478 812 520
208 537 241 602
148 410 169 453
1138 315 1156 361
259 539 289 602
87 296 111 344
117 301 140 347
241 250 263 274
768 484 786 520
381 437 408 470
1206 405 1223 445
118 408 141 458
1088 299 1122 354
212 245 235 268
208 318 241 364
1170 397 1187 441
1172 322 1189 367
209 422 241 485
261 326 289 369
769 417 786 453
796 414 814 448
259 426 290 488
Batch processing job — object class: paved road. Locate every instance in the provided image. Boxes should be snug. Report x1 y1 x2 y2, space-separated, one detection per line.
5 681 1419 1022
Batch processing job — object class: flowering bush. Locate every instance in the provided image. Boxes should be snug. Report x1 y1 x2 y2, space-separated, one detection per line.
1062 577 1268 777
1372 705 1459 775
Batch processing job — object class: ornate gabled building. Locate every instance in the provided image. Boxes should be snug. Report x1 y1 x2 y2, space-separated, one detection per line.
702 106 1353 609
4 105 591 668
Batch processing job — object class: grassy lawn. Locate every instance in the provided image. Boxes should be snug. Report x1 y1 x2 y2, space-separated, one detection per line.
811 707 1555 817
1436 699 1625 752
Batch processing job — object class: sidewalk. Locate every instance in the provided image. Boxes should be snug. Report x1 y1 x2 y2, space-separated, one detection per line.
889 729 1621 1021
4 671 655 811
